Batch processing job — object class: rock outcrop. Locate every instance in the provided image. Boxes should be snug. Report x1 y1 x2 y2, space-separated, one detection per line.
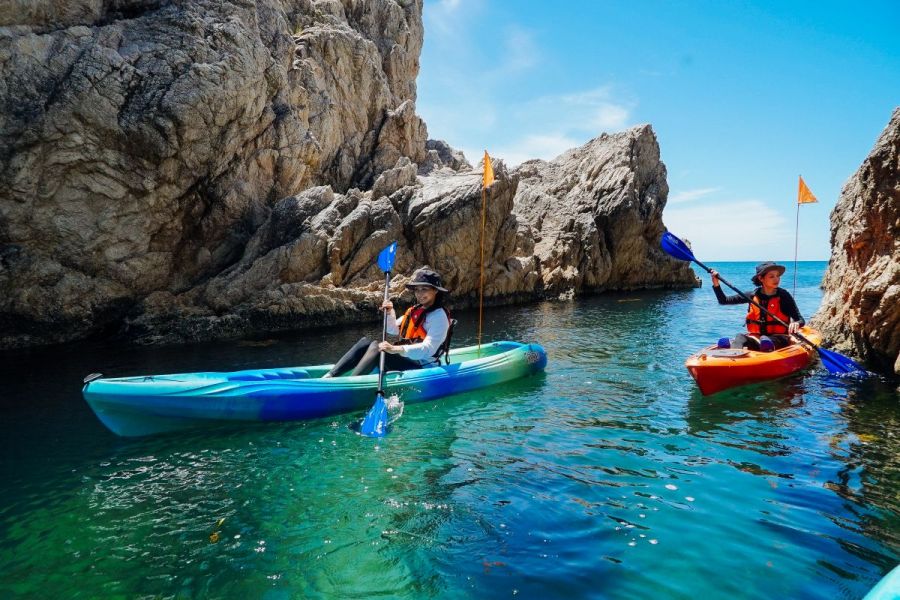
1 0 427 347
513 126 691 294
813 108 900 375
0 1 695 348
124 127 696 345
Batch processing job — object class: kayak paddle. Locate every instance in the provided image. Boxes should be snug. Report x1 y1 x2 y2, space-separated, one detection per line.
660 231 866 375
360 241 398 437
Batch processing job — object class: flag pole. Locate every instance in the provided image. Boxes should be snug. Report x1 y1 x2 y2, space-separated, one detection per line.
478 151 494 356
793 184 800 297
478 184 486 355
793 175 818 297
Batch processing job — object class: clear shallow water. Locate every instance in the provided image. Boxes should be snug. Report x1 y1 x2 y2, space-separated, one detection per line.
1 262 898 599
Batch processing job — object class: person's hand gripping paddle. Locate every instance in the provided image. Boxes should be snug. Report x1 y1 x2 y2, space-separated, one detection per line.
360 242 398 437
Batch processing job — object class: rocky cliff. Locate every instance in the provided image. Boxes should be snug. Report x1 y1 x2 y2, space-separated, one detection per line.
813 108 900 375
1 0 427 346
0 0 695 348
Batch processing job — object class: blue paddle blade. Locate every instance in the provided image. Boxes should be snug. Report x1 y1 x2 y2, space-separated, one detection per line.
660 231 696 263
817 346 867 375
360 392 389 437
377 242 398 273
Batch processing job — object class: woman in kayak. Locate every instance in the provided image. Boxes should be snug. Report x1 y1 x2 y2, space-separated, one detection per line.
322 267 453 377
710 262 805 352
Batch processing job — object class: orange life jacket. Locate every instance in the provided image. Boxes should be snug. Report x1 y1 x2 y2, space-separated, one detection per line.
745 290 790 335
398 304 455 363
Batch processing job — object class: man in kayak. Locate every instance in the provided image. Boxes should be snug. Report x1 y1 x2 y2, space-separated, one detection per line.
710 262 805 351
322 267 453 377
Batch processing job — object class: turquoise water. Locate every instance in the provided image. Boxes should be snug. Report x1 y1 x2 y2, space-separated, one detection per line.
1 262 898 598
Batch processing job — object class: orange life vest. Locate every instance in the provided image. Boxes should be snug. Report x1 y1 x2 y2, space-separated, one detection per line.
745 290 790 335
399 305 447 341
398 304 454 363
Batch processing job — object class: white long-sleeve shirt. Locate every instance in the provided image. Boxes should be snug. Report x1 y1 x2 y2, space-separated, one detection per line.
386 307 450 366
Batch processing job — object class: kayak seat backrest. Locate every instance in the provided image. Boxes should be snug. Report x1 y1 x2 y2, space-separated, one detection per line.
228 369 310 382
437 318 458 365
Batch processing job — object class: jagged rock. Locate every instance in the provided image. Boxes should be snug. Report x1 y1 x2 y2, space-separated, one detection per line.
124 127 695 344
0 1 696 349
513 125 697 293
0 0 427 348
420 139 472 174
371 156 418 200
812 108 900 375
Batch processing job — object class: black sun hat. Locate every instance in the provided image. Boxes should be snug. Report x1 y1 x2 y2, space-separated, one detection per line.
405 267 448 292
751 262 786 286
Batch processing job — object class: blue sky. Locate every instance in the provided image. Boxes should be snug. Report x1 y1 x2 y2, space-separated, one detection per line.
416 0 899 261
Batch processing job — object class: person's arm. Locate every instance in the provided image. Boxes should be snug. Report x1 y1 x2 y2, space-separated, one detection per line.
713 284 750 305
778 290 805 327
384 302 400 335
394 311 449 362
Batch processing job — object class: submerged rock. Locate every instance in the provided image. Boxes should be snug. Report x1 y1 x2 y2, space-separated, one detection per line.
812 108 900 375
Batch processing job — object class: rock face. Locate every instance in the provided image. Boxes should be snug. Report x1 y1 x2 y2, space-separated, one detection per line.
1 0 427 347
0 1 695 349
813 108 900 375
513 126 691 294
124 128 696 345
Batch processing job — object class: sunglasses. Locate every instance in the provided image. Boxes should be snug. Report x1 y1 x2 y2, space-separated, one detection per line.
410 286 435 293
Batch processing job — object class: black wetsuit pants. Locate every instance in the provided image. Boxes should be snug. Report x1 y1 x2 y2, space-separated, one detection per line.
327 336 421 377
733 333 793 351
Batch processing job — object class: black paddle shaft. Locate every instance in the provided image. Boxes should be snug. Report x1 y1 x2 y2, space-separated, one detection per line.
377 270 391 395
693 258 818 349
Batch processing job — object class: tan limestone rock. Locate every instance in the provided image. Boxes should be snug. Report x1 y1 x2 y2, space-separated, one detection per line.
812 108 900 375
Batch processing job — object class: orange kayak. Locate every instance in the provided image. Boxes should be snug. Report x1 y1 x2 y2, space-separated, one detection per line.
685 327 822 395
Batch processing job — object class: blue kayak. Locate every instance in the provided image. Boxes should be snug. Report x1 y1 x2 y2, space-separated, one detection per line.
82 341 548 436
864 564 900 600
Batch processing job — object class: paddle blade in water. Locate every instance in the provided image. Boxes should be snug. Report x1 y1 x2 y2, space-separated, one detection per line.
817 346 867 375
360 392 389 437
660 232 696 263
377 242 398 273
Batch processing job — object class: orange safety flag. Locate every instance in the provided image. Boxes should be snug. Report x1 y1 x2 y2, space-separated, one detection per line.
798 176 817 204
482 150 494 189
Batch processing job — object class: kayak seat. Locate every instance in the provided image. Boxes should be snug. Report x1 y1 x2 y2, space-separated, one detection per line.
228 369 310 382
228 373 267 381
263 370 310 380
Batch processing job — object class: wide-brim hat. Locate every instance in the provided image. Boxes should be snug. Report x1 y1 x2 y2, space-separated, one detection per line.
405 267 448 292
751 261 786 285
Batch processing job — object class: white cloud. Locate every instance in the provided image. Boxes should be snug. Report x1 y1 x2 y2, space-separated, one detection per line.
668 187 722 204
421 86 634 168
498 27 539 74
418 11 634 170
472 133 581 168
591 103 630 130
664 199 794 261
523 86 634 136
424 0 477 41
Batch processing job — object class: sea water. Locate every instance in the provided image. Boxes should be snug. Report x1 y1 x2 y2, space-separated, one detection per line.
1 262 898 599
